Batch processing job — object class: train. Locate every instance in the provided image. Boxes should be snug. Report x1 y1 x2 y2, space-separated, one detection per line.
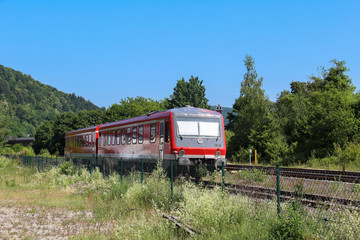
64 106 226 175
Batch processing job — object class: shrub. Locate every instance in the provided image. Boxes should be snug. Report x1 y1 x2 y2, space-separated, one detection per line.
269 210 306 240
334 142 360 166
0 156 18 168
39 149 51 157
59 162 75 176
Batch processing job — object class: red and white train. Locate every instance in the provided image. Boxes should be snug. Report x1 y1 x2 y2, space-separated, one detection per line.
64 106 226 168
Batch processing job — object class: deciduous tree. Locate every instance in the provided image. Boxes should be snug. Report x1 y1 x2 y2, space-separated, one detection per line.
104 97 165 123
166 76 210 109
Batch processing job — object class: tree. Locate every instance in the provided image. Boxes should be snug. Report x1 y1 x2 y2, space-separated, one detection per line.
166 76 210 109
32 120 54 154
276 60 359 162
228 55 273 160
0 109 10 150
33 110 105 155
105 97 165 123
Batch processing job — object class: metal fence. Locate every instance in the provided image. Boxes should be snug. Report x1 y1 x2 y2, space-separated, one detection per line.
221 164 360 238
12 155 360 237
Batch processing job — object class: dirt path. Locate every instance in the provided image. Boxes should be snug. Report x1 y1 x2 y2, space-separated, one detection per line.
0 205 115 239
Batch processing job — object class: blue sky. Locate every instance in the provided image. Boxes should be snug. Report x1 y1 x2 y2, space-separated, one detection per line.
1 0 359 108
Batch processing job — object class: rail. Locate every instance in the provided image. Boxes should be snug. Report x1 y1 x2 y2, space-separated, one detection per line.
225 164 360 183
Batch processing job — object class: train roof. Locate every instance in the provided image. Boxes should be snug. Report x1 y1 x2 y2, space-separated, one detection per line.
65 124 102 137
65 107 222 136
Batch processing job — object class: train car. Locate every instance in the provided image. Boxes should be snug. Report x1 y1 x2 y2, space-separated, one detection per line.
65 106 226 169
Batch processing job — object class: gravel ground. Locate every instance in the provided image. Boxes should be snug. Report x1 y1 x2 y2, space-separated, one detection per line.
0 205 115 239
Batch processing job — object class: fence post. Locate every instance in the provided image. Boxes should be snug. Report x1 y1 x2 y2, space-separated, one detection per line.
276 164 281 218
222 162 225 191
141 159 144 184
171 160 174 198
37 156 40 172
103 157 105 178
90 157 92 175
56 156 58 167
120 157 123 183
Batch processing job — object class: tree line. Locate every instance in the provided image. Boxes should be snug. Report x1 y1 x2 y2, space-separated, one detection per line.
32 76 209 155
228 56 360 166
2 58 360 166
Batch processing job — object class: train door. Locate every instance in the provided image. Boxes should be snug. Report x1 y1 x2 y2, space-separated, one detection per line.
159 121 165 160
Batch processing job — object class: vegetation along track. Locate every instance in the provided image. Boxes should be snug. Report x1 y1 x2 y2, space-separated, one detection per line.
202 180 360 208
225 164 360 183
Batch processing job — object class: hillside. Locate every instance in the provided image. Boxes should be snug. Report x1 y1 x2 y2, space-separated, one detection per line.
0 65 103 137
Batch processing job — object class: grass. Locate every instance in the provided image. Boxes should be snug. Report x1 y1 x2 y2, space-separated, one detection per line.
1 156 360 239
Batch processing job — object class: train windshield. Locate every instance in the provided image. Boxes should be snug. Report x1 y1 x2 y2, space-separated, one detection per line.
176 117 220 138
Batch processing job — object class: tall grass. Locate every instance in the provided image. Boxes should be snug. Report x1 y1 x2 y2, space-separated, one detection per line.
2 157 359 239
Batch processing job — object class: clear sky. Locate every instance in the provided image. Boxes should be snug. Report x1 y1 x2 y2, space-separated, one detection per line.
1 0 359 109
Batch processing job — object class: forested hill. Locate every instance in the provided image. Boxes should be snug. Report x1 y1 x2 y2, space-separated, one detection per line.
0 65 103 137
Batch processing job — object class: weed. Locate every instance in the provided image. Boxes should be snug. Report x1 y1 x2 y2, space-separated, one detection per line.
59 161 76 176
269 210 306 240
5 179 17 187
237 169 267 183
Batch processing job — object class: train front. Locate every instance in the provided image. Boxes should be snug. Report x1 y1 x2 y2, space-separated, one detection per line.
170 107 226 168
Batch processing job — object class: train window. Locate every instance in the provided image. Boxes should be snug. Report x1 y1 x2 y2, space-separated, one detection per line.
127 127 131 144
112 130 115 145
121 129 126 145
160 123 164 143
116 130 120 145
108 132 111 146
165 122 169 142
86 135 89 146
99 133 102 146
138 125 143 144
150 124 156 143
89 134 92 146
132 126 137 144
104 133 107 146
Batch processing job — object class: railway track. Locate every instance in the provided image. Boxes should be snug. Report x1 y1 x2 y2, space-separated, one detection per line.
225 164 360 183
201 180 360 208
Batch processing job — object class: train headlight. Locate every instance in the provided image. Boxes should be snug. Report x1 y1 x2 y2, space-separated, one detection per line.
215 150 221 158
179 149 185 156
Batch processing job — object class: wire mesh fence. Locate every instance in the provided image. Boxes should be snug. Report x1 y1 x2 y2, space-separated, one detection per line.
12 155 360 238
221 164 360 238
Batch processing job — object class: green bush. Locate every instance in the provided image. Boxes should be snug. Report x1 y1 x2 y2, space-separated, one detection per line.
229 147 252 163
334 142 360 166
0 146 15 155
59 162 76 176
0 156 18 168
39 149 51 157
269 211 306 240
